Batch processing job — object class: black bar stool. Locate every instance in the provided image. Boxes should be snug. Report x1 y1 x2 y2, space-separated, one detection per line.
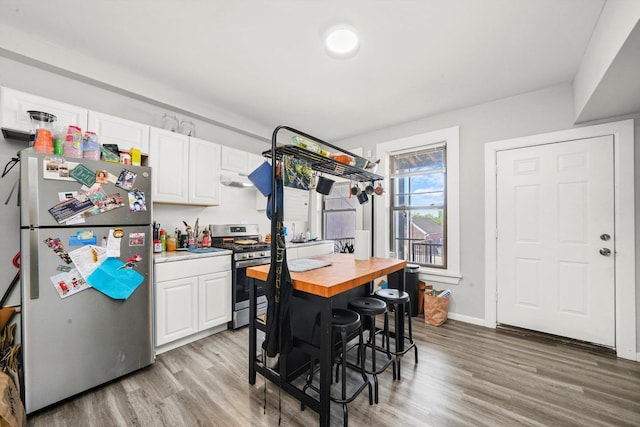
347 297 394 403
374 288 418 380
303 308 372 426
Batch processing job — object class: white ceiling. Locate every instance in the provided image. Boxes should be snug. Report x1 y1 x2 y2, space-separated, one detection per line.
0 0 611 141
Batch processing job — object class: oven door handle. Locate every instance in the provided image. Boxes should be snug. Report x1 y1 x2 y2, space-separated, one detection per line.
236 258 271 268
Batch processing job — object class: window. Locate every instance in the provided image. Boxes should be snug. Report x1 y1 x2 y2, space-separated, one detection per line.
376 126 460 285
323 182 358 253
390 146 446 268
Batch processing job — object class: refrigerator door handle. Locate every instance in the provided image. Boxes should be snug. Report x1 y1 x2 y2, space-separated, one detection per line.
26 156 39 226
29 228 40 299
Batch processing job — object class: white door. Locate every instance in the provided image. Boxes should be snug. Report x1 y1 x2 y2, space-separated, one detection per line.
496 135 615 347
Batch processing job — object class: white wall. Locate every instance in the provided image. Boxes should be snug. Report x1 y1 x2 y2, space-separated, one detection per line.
151 187 271 240
337 83 640 354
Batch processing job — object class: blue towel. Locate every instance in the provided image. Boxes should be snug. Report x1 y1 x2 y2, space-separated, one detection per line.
87 257 144 300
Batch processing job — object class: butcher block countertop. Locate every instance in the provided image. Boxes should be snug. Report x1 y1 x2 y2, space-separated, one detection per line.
246 253 406 298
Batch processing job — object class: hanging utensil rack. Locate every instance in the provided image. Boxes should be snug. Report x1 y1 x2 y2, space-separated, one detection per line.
263 125 384 183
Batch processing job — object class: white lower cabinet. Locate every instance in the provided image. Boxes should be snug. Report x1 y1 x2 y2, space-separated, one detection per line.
287 242 334 260
199 271 232 330
156 276 199 345
155 256 231 353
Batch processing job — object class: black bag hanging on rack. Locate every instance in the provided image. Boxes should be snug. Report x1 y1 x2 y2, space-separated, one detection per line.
263 175 293 358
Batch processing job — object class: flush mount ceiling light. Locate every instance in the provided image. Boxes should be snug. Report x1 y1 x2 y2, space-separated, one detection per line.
324 24 359 58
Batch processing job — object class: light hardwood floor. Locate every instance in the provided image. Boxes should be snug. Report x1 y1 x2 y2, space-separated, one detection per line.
27 319 640 426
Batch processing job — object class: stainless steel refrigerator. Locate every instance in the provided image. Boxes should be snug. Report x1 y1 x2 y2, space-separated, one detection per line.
19 148 154 413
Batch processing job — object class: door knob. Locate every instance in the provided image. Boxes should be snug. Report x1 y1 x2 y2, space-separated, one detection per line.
599 248 611 256
600 233 611 241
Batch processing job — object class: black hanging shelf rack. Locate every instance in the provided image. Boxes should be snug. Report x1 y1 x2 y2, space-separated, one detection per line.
263 125 383 183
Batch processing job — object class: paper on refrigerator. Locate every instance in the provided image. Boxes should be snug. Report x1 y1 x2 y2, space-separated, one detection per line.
49 267 92 299
68 245 108 282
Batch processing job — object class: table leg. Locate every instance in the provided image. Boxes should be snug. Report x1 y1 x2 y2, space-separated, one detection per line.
318 297 332 427
249 277 257 385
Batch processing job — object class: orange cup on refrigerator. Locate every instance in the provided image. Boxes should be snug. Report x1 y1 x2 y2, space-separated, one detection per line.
33 129 54 154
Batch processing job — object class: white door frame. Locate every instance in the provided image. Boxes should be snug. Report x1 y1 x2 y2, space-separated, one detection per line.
484 119 636 360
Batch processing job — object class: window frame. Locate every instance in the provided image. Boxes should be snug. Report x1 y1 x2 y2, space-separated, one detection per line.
389 145 447 269
375 126 461 285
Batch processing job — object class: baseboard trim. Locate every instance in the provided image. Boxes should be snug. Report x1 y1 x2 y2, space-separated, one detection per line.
155 323 228 355
446 312 485 326
447 314 640 362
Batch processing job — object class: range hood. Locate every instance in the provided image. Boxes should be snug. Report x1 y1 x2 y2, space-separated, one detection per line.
220 171 254 188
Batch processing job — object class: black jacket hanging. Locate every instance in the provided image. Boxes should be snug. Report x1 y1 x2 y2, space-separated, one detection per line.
263 175 293 358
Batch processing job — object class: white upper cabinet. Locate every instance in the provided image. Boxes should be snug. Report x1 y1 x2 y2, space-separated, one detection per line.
87 111 150 154
189 137 221 206
220 147 265 175
149 128 190 204
149 128 221 206
0 87 87 132
220 146 248 174
247 152 266 174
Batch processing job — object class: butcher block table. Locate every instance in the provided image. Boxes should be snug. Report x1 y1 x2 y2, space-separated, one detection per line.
247 253 407 427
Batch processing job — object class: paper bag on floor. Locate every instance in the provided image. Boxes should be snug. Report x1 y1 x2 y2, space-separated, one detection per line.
0 371 25 427
424 294 449 326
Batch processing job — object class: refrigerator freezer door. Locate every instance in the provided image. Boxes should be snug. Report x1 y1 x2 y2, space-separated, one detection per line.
21 225 154 413
20 149 152 228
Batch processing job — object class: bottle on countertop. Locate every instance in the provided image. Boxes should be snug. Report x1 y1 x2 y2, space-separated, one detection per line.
166 234 177 251
305 229 311 241
159 229 166 251
201 230 211 248
186 226 195 249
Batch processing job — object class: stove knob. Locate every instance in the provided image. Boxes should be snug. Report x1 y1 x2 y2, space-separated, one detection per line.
248 253 254 258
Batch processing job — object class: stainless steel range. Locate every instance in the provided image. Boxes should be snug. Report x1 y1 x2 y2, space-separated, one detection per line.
210 224 269 329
